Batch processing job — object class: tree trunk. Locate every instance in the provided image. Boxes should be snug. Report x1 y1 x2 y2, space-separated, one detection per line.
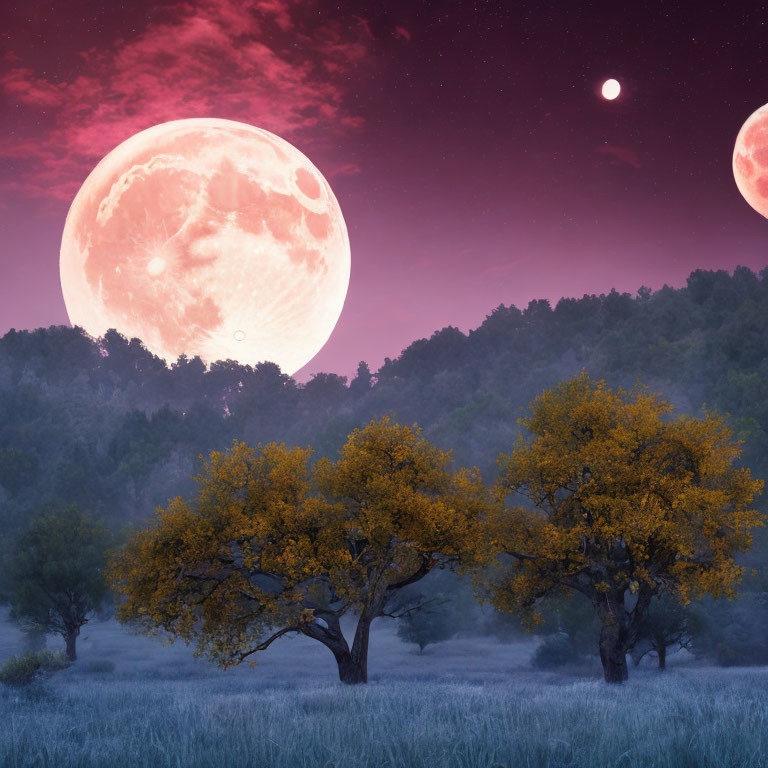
657 644 666 671
596 593 629 684
302 577 390 685
64 626 79 661
348 612 373 684
300 613 369 685
334 649 367 684
599 621 629 683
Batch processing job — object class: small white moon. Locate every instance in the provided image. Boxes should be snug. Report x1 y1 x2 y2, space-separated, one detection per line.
601 79 621 100
59 118 351 376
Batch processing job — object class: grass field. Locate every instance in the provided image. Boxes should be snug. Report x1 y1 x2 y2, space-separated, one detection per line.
1 614 767 768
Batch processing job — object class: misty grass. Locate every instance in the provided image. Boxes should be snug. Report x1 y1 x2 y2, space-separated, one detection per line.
2 670 768 768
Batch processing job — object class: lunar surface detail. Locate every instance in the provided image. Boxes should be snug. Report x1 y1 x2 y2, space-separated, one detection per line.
733 103 768 221
60 118 351 375
601 79 620 100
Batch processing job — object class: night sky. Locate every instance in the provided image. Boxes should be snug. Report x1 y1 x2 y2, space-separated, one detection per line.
2 0 768 379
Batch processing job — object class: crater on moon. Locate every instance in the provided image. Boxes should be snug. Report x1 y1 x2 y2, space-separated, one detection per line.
60 118 351 375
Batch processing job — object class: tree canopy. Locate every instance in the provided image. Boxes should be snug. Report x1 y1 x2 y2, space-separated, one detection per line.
478 373 763 682
110 418 485 683
4 505 113 660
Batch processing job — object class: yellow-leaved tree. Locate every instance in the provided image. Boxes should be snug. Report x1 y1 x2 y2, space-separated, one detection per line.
476 373 763 683
110 417 485 684
314 416 486 681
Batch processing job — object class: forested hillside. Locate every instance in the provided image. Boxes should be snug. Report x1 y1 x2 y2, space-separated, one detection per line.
2 265 767 542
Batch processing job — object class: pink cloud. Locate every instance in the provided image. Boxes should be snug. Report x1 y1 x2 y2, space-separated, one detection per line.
2 68 67 108
0 0 368 200
394 26 412 42
328 162 362 177
352 15 375 41
595 144 643 170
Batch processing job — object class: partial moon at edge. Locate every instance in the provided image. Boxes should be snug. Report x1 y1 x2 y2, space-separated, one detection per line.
733 103 768 221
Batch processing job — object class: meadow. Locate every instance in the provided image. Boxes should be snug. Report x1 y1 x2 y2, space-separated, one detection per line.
1 615 767 768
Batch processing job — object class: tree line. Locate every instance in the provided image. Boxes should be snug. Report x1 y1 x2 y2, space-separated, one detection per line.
3 266 768 534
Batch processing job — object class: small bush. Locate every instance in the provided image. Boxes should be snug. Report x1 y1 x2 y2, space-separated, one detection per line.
531 633 582 669
0 653 41 687
86 659 115 674
37 650 70 674
0 650 70 687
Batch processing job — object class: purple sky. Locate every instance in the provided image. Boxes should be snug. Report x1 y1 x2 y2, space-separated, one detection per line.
2 0 768 379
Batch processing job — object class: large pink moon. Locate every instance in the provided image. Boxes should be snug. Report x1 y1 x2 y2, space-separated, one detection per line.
60 118 350 375
733 104 768 220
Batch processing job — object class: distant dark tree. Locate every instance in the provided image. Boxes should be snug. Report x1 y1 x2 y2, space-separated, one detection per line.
636 285 652 303
100 330 167 384
6 506 113 661
552 295 602 337
382 326 468 380
0 326 97 386
206 359 250 406
396 594 454 653
230 362 298 440
169 354 208 403
302 373 348 413
349 361 374 397
631 594 690 670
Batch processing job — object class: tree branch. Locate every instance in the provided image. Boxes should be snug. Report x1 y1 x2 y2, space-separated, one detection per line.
380 597 444 619
386 555 442 593
236 626 299 662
